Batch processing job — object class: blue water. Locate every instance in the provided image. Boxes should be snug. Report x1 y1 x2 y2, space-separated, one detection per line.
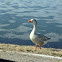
0 0 62 49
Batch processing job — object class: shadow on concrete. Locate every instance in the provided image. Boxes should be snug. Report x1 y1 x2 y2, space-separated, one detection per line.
0 59 15 62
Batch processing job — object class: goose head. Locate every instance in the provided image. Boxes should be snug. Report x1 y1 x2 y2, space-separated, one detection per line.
28 19 37 25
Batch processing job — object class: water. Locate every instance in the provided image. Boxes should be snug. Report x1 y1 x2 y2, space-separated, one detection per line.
0 0 62 49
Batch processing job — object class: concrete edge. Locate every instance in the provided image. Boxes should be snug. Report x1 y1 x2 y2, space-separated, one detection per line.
6 51 62 60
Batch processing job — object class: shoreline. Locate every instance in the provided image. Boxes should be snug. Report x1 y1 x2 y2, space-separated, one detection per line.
0 43 62 57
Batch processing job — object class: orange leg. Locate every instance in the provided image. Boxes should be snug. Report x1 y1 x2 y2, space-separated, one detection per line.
35 44 37 49
39 45 41 49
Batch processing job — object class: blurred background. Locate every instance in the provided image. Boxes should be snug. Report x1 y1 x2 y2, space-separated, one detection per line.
0 0 62 49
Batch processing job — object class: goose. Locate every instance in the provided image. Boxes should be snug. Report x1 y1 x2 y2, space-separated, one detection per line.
28 19 50 49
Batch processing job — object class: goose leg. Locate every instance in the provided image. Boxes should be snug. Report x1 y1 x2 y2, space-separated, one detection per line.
35 44 37 49
39 45 41 49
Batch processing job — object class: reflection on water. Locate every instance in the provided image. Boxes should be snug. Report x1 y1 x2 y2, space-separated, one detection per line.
0 0 62 49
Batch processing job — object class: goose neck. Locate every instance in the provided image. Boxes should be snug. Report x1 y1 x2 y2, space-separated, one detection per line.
32 24 37 34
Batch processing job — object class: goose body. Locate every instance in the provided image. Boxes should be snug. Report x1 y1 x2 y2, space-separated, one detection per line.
29 19 50 49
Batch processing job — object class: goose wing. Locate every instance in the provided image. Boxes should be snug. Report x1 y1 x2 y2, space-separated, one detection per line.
38 34 51 41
